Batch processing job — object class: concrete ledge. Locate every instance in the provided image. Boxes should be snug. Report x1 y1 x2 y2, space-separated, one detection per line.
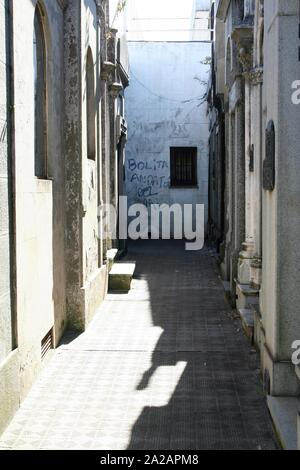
109 262 136 292
263 344 300 396
236 281 259 296
267 396 300 450
0 349 20 435
238 308 254 343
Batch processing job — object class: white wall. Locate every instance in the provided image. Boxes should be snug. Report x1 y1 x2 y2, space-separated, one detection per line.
126 0 210 42
0 0 13 364
125 41 211 232
12 0 66 398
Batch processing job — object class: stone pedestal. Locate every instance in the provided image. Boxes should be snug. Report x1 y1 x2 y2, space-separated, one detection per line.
250 256 262 289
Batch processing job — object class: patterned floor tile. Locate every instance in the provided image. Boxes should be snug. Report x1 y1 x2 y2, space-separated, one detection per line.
0 241 278 450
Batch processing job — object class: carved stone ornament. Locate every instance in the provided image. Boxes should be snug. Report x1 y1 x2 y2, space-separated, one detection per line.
263 120 275 191
246 67 263 85
238 46 253 72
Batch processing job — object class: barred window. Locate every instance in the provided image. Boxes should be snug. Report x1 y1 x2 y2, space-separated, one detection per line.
33 3 47 178
170 147 197 187
86 47 96 160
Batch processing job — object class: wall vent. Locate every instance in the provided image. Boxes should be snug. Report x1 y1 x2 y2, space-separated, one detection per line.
41 328 53 359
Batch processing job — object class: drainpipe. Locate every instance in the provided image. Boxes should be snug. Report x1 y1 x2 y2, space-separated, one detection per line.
6 0 18 349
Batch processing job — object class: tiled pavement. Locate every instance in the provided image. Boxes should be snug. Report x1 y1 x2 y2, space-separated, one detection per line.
0 241 278 450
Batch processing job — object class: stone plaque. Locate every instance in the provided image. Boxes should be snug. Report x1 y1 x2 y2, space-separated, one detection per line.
263 120 275 191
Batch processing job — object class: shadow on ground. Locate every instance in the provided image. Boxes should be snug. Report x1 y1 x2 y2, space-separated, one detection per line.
124 240 278 450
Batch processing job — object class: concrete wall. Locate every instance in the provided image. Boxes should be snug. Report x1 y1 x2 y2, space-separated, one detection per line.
261 0 300 395
0 0 68 434
64 0 109 330
0 0 129 435
125 41 211 233
0 0 13 368
209 0 300 445
12 0 66 398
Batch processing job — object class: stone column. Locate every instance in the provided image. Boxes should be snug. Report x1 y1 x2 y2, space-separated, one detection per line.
109 82 122 249
64 1 108 330
226 77 245 303
233 99 246 282
106 28 122 250
100 21 118 254
236 70 264 300
221 110 232 283
224 108 235 298
231 25 261 311
249 68 263 290
237 77 255 286
64 0 85 329
100 60 113 257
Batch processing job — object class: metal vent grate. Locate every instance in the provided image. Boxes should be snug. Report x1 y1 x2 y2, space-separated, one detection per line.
41 328 53 359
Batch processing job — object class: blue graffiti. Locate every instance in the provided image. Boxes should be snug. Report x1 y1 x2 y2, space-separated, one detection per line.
128 159 169 172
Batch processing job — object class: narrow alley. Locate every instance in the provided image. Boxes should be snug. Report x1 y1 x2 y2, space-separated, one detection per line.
0 241 277 450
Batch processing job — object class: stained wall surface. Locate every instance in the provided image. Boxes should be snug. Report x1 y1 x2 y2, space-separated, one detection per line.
125 41 211 234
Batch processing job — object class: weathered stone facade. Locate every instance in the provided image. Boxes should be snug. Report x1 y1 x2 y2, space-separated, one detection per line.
209 0 300 448
0 0 129 434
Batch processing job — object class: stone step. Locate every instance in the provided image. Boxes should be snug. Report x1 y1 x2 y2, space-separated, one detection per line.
238 308 254 343
106 249 118 272
108 262 136 292
267 396 300 450
235 280 259 310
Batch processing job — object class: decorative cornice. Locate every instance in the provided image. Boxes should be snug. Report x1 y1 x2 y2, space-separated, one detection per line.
109 82 123 98
117 61 130 89
107 28 118 40
101 61 116 82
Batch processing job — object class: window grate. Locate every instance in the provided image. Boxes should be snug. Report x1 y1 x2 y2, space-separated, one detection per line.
170 147 197 187
41 328 53 359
